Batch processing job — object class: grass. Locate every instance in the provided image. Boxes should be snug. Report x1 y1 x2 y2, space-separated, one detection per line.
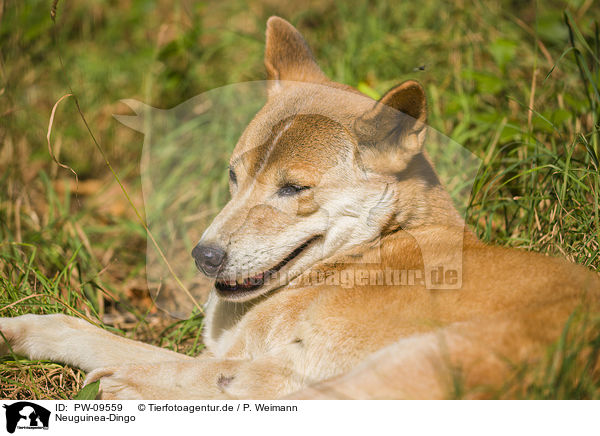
0 0 599 399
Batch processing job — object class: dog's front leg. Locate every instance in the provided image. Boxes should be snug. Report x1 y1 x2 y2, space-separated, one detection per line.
86 355 304 399
0 314 192 372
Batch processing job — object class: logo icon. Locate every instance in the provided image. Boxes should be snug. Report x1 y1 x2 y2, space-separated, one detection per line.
3 402 50 434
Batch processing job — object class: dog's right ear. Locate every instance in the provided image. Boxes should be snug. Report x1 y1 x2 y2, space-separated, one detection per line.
265 17 327 93
354 80 428 174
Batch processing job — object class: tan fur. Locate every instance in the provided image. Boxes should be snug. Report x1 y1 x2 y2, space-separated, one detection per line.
1 17 598 399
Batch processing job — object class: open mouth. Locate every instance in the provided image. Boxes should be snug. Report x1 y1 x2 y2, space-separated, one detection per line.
215 235 320 295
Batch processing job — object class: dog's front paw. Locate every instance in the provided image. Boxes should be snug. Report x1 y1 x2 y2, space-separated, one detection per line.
0 318 15 356
85 366 145 400
0 314 37 356
0 314 88 360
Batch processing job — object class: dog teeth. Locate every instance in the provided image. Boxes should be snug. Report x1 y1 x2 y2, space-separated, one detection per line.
218 272 267 290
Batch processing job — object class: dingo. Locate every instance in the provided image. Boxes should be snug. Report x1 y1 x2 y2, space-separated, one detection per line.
1 17 598 399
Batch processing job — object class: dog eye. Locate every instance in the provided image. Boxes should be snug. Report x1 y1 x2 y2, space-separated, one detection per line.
229 167 237 185
278 184 310 197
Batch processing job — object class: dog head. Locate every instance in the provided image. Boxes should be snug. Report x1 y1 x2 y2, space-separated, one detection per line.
193 17 462 301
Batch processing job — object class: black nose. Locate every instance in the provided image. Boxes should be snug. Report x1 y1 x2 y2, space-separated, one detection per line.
191 244 226 277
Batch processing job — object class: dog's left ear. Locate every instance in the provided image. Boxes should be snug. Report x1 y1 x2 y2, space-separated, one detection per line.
354 80 428 173
265 16 327 91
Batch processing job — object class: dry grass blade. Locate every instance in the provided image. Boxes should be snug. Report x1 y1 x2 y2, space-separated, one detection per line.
47 93 79 189
0 362 83 400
